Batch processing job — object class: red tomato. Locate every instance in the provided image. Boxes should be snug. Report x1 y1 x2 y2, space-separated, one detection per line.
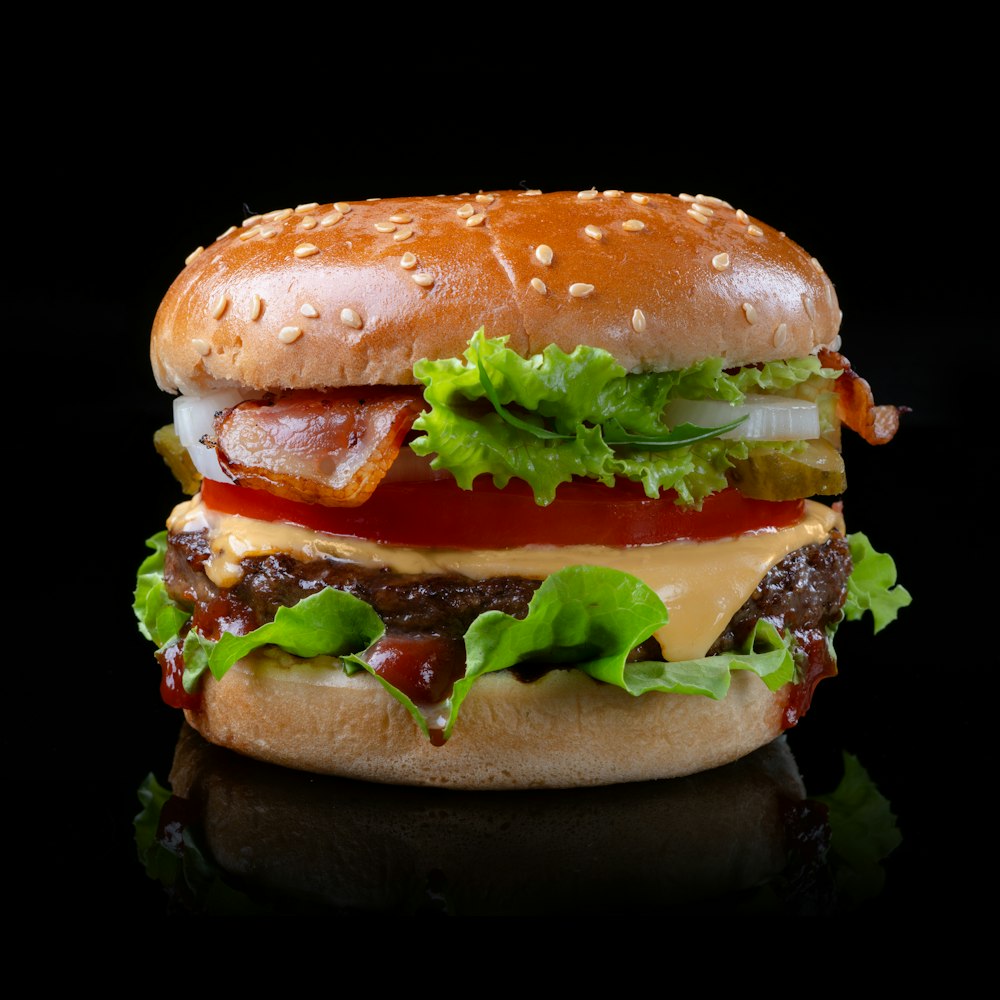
201 477 804 548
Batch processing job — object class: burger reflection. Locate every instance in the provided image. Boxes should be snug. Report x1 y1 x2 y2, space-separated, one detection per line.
135 724 898 915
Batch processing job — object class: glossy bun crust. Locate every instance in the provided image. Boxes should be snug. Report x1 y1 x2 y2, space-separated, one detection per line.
183 653 791 790
152 190 842 395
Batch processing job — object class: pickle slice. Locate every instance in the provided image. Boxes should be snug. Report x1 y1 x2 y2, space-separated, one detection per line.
729 440 846 500
154 423 203 495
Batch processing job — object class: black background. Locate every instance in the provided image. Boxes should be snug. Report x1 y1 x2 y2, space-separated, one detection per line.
12 82 982 915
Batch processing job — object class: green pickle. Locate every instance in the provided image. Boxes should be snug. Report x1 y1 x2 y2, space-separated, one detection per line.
729 440 846 500
154 423 203 495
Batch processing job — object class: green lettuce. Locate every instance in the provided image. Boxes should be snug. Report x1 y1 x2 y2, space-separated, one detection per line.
843 532 912 632
133 532 190 648
410 329 840 506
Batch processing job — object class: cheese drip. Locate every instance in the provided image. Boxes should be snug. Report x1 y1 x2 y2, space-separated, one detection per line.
168 497 844 662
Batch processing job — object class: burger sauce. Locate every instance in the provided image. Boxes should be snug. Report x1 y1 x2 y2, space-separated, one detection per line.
783 627 838 729
362 632 468 746
155 639 201 712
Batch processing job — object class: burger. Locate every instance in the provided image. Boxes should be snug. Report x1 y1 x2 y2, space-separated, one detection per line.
134 188 910 789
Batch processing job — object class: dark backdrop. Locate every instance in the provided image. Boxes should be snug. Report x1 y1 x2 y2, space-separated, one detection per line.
12 96 980 916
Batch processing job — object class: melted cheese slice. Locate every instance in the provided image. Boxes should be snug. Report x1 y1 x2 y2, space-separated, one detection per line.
169 497 844 662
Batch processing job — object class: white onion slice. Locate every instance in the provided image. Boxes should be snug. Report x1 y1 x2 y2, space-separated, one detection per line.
663 394 820 441
173 390 246 483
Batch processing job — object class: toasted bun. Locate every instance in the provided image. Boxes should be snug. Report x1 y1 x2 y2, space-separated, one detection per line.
182 651 790 790
152 190 842 395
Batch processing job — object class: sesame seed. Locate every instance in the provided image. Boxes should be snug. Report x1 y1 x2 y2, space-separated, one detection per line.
320 211 343 227
687 209 710 225
531 277 547 294
242 215 262 227
389 213 413 224
630 193 650 205
631 308 647 333
747 225 764 237
742 302 757 324
333 202 352 214
293 243 320 258
773 323 789 348
810 257 824 273
569 282 595 297
191 338 211 356
678 193 696 202
299 216 317 230
523 189 542 196
456 204 475 219
535 244 554 265
476 193 495 204
622 219 645 232
300 303 319 318
217 225 237 240
259 226 280 239
210 293 229 319
375 222 397 233
400 252 418 269
712 252 730 270
466 213 486 227
295 203 320 213
585 224 603 240
185 246 204 265
802 294 816 320
250 294 262 321
278 326 303 343
826 284 835 308
393 227 414 242
736 209 749 224
264 208 293 222
691 204 714 216
695 194 733 209
412 272 435 287
577 189 598 200
239 226 261 241
340 308 363 329
603 189 623 198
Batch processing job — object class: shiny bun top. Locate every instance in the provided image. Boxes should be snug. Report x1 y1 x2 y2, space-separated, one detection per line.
151 189 842 395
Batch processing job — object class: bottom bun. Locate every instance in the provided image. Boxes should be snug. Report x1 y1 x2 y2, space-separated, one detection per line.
184 651 789 789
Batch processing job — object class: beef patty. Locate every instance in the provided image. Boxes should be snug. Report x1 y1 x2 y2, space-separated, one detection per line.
164 530 852 660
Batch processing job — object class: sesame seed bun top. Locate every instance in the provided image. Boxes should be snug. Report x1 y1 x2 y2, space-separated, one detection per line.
151 189 842 396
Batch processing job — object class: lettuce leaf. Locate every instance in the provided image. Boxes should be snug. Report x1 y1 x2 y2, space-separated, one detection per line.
208 588 384 679
410 329 840 506
843 533 912 632
133 532 190 648
454 574 793 728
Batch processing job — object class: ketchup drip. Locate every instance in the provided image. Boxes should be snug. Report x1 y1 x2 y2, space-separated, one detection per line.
155 638 202 711
363 633 468 746
783 628 838 729
191 595 257 642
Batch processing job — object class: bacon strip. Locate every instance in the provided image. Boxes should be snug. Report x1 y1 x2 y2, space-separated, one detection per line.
817 350 905 445
213 388 424 507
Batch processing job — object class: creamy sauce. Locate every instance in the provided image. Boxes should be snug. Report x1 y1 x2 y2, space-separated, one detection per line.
168 496 843 662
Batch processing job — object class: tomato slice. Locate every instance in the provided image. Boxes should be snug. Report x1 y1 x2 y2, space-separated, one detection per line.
201 477 804 549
